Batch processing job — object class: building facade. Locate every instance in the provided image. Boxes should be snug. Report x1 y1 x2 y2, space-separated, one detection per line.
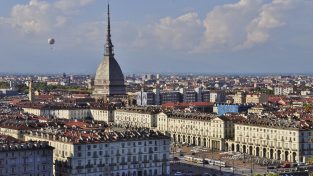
233 92 246 104
156 112 234 150
160 91 182 104
274 86 294 95
225 120 312 163
24 129 170 176
245 94 268 104
210 91 226 103
0 135 53 176
136 91 155 106
114 107 160 128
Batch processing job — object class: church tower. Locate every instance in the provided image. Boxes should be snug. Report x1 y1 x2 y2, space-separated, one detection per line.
92 4 126 100
28 78 34 103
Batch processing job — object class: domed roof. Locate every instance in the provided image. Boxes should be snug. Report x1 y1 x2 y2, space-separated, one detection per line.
94 55 124 85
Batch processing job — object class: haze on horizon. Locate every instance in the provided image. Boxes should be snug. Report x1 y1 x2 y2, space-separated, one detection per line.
0 0 312 74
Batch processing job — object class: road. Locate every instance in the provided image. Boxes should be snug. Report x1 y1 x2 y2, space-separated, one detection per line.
171 158 265 176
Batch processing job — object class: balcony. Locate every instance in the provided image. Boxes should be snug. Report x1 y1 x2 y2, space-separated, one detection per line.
97 164 105 167
85 164 93 168
76 166 84 169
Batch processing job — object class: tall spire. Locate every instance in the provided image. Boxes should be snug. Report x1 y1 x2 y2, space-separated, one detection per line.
105 3 114 56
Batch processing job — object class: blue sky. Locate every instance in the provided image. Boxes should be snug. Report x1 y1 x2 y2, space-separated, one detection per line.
0 0 312 74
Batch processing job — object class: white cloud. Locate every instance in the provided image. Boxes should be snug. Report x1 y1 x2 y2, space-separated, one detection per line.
195 0 263 52
0 0 311 54
0 0 95 34
132 0 308 53
54 0 95 11
8 0 51 33
238 0 295 49
133 12 203 50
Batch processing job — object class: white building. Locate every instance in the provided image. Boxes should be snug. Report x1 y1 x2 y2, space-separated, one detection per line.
22 106 91 119
0 135 53 176
156 112 234 150
225 117 313 163
210 91 226 103
114 107 161 128
22 104 113 122
24 128 170 176
274 86 294 95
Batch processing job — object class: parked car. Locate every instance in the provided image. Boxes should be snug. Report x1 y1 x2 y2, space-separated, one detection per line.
173 157 180 161
281 163 291 168
174 172 184 176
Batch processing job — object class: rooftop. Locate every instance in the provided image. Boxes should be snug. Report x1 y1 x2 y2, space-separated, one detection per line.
0 134 53 152
27 127 169 144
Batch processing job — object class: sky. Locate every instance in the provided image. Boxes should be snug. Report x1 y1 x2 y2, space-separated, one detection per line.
0 0 313 74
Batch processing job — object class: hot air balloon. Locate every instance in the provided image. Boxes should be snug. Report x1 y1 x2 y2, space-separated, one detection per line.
48 38 55 49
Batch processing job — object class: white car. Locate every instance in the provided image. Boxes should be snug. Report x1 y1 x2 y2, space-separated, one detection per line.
174 172 184 176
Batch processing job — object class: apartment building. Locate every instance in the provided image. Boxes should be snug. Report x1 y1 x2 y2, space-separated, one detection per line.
245 93 268 104
225 117 313 163
0 135 53 176
157 112 234 150
24 128 170 176
114 107 161 128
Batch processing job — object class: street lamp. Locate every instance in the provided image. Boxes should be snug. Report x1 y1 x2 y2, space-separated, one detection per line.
232 158 235 176
250 156 254 175
219 155 222 176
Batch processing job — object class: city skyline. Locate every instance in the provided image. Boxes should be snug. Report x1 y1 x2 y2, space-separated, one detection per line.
0 0 313 74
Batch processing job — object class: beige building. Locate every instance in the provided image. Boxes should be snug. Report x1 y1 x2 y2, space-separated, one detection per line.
157 112 234 150
233 92 246 104
247 106 265 114
23 106 91 120
114 107 161 128
225 119 312 163
22 105 113 122
24 129 170 176
245 93 268 104
0 127 23 139
90 108 113 122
